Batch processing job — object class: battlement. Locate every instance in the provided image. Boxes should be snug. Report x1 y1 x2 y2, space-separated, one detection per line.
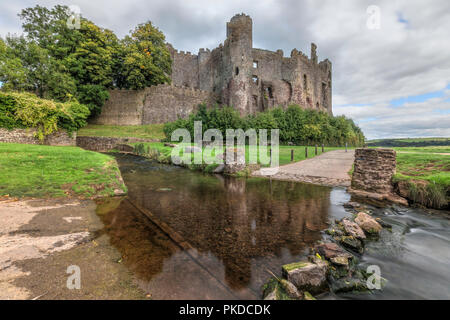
229 13 251 21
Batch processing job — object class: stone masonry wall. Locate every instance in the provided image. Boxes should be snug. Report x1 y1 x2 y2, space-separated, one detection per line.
76 136 158 152
351 148 397 194
0 128 76 146
93 84 219 125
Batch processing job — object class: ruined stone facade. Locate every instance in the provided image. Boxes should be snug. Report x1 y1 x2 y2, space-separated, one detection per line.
94 14 332 125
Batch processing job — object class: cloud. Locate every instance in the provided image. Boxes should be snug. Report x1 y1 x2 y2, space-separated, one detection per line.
1 0 449 139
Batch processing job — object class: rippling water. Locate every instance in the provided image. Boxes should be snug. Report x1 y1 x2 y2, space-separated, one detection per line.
96 154 450 300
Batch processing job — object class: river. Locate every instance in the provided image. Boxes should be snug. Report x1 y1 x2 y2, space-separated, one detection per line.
96 154 450 300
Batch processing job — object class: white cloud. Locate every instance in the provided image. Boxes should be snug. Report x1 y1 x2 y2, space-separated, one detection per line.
1 0 449 139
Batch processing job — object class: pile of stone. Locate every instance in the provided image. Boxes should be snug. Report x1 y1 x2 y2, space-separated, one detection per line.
262 203 389 300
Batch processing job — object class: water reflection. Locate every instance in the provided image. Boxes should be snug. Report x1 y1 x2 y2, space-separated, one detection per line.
97 154 340 299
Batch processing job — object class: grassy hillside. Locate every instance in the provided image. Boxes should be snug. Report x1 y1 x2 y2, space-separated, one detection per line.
367 137 450 147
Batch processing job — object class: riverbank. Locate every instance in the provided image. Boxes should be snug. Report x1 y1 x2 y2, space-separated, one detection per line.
0 197 146 299
392 148 449 209
0 143 127 199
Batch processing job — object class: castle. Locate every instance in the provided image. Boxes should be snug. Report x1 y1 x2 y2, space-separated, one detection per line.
93 14 332 125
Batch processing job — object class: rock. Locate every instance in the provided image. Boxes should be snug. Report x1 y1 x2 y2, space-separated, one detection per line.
343 201 361 209
303 291 316 300
282 261 328 294
213 164 225 173
264 290 277 300
280 279 302 300
262 278 295 300
326 227 344 237
184 146 202 153
330 277 368 293
376 218 392 230
223 162 246 174
115 144 134 152
164 143 177 148
314 242 352 260
355 212 382 235
330 256 349 266
339 236 364 254
341 218 366 240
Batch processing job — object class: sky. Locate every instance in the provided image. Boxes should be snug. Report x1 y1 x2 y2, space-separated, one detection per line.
1 0 449 140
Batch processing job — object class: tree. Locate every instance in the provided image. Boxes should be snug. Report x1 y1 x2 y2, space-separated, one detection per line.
0 38 28 91
16 5 172 116
16 5 120 115
118 22 172 89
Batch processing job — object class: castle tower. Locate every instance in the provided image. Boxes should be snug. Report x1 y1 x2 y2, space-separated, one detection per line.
223 14 253 114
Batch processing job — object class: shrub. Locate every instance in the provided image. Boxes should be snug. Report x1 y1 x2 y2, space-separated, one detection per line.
0 91 90 140
163 104 365 147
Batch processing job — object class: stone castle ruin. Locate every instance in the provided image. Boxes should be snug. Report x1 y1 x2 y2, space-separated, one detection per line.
93 14 332 125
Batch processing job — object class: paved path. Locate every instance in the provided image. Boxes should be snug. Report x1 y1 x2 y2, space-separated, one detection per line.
253 149 355 187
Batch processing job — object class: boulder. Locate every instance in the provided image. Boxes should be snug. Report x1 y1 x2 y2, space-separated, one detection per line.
330 256 349 267
339 236 364 254
282 260 328 294
330 277 368 293
213 164 225 173
376 218 392 230
355 212 382 235
314 242 352 260
341 218 366 240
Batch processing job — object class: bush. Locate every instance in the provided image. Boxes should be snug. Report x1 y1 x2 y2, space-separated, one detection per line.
163 104 365 147
0 91 90 140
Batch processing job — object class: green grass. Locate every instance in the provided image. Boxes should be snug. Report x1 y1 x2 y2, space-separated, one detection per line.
391 146 450 154
395 152 450 187
0 143 126 198
77 124 165 140
128 142 346 167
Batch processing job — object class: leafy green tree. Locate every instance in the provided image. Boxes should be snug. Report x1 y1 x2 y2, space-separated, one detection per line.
0 38 28 91
118 22 172 89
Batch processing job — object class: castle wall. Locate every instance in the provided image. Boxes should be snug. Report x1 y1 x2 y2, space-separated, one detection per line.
141 84 219 123
93 84 219 125
92 90 146 125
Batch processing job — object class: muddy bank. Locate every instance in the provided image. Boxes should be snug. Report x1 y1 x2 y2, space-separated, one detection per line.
0 198 145 300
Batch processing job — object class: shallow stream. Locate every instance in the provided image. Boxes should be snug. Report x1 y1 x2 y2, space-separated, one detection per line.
96 154 450 299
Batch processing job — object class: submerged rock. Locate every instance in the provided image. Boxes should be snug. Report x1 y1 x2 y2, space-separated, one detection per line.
262 278 299 300
339 236 364 254
355 212 382 235
282 260 328 294
342 219 366 240
330 277 368 293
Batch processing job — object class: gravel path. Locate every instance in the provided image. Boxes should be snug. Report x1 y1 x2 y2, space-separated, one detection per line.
253 149 355 187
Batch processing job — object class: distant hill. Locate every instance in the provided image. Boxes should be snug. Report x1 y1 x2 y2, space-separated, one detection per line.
367 137 450 147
